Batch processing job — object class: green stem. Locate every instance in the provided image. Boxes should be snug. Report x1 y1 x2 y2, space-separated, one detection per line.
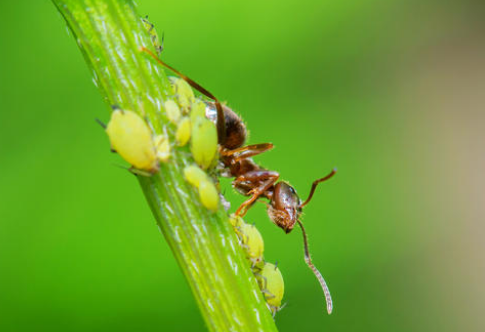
52 0 278 331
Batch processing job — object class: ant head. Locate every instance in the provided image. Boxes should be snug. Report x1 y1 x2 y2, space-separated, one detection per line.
268 182 302 234
267 168 337 234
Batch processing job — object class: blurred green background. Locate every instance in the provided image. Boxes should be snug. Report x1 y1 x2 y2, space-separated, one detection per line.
1 0 484 331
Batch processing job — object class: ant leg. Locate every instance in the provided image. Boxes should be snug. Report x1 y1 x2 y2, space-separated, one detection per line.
140 47 226 144
221 143 274 162
234 170 279 216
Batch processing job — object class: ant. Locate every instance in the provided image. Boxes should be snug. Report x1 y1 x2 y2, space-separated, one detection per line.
142 47 337 314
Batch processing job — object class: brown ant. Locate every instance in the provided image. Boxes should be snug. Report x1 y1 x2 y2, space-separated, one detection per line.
142 47 337 314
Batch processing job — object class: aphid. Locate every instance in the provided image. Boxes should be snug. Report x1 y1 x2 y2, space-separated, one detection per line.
176 116 191 146
234 222 264 266
154 134 171 162
256 262 285 315
141 16 163 56
141 47 336 314
184 164 209 188
190 115 218 170
104 107 158 173
190 100 206 121
170 77 195 111
164 100 181 124
198 179 219 211
183 165 219 211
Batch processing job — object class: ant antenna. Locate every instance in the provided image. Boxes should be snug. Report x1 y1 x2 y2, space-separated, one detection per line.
140 47 226 144
299 168 337 209
297 219 333 314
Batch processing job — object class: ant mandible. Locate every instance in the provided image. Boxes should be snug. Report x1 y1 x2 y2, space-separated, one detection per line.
142 47 336 314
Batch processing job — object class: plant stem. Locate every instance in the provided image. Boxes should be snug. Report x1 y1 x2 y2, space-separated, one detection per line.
52 0 279 331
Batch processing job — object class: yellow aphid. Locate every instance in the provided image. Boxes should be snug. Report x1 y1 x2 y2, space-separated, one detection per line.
170 77 195 110
164 100 181 124
183 164 209 188
154 134 171 162
257 262 285 313
176 117 191 146
198 179 219 211
191 117 218 169
106 109 158 173
236 223 264 264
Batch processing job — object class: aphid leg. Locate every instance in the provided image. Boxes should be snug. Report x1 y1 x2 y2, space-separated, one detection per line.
235 171 279 216
220 143 274 162
95 119 117 153
113 164 153 177
140 47 226 143
254 271 276 302
253 271 268 290
128 167 154 177
160 31 165 54
110 104 122 112
95 118 107 129
299 168 337 208
297 219 333 314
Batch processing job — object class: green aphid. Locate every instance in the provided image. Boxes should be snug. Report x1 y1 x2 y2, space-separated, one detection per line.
190 116 218 170
164 100 181 124
257 262 285 315
141 16 163 57
176 116 191 146
170 77 195 111
183 165 219 211
184 164 209 188
190 100 206 122
235 222 264 265
198 179 219 211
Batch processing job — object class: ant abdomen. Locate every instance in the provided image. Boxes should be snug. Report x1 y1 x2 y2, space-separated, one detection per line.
205 102 247 150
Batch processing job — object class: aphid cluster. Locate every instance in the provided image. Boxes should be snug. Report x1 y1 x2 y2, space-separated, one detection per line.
100 17 337 315
230 214 284 315
98 17 221 211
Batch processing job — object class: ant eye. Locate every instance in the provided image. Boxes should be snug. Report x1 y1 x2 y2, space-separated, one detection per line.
289 187 296 194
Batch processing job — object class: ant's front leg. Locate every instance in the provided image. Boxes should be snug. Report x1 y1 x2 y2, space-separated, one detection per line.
234 170 279 216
